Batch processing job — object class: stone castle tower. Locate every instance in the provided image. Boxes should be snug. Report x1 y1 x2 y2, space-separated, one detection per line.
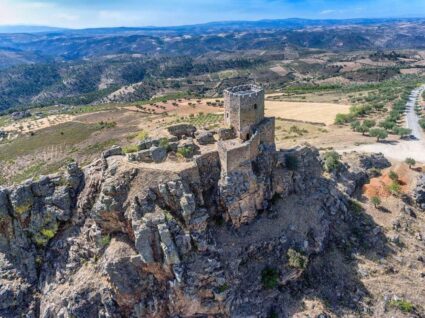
224 84 265 141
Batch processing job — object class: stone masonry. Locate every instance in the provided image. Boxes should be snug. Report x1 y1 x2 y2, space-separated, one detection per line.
223 84 265 141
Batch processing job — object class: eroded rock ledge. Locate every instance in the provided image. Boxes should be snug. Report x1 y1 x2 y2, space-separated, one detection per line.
0 145 394 317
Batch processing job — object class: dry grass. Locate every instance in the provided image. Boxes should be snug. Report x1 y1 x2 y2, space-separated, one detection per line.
2 114 75 134
265 101 351 126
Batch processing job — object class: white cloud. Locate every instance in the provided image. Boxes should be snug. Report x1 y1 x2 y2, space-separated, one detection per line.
320 9 336 15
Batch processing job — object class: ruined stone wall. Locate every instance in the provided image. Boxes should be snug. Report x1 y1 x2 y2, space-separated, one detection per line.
257 117 275 145
217 141 251 174
194 151 221 190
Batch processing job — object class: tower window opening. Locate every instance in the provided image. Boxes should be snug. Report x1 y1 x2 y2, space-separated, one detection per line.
254 104 257 110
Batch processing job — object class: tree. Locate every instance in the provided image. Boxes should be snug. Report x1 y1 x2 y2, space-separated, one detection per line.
371 196 381 208
357 124 369 135
363 119 376 129
379 120 395 130
405 157 416 169
369 128 388 142
394 127 412 139
350 120 361 131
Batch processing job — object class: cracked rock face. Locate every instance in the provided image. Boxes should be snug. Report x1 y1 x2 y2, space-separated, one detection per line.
0 147 384 317
413 174 425 210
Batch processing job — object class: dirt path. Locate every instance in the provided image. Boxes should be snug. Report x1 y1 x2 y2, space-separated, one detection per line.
341 86 425 163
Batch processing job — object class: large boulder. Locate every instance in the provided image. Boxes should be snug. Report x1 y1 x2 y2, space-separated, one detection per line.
217 127 236 141
102 145 123 159
177 139 198 158
127 146 167 163
195 131 215 145
128 149 152 162
167 124 197 139
337 152 391 196
0 130 8 140
150 146 167 163
413 174 425 210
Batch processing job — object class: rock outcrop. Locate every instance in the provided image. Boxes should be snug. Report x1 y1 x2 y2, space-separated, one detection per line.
335 152 391 196
0 146 387 317
413 173 425 210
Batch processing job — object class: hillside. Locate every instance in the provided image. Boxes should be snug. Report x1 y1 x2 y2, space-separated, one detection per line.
1 19 425 111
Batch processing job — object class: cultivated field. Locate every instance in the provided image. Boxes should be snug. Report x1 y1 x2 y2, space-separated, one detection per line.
265 101 351 126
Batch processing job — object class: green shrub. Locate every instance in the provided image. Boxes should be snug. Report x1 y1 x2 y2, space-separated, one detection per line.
261 267 279 289
370 196 381 208
323 151 341 172
158 137 169 150
288 125 307 136
14 202 32 214
40 228 56 240
335 113 353 125
137 130 149 141
123 144 138 154
34 223 58 247
287 248 308 269
388 181 401 196
100 234 111 247
177 146 192 158
388 299 414 313
388 170 399 182
97 121 117 129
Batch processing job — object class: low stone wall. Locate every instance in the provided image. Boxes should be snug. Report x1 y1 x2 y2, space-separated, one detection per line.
217 140 251 174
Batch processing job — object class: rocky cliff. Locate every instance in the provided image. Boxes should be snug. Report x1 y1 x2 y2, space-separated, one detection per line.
0 146 395 317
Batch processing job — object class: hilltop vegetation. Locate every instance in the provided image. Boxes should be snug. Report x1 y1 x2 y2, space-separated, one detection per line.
1 19 425 111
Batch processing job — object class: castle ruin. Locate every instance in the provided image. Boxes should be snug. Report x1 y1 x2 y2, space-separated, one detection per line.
224 84 265 141
218 84 275 175
120 83 276 226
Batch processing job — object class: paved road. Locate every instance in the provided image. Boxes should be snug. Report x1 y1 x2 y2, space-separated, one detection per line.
341 85 425 163
406 86 425 140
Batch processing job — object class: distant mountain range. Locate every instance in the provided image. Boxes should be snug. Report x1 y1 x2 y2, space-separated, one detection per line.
1 17 425 35
0 25 66 34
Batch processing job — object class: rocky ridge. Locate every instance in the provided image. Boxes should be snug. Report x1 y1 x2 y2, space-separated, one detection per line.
0 145 415 317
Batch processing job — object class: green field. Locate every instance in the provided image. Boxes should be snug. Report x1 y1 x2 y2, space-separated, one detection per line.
0 121 101 162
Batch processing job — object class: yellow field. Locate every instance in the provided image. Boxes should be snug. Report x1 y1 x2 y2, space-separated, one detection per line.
265 101 351 126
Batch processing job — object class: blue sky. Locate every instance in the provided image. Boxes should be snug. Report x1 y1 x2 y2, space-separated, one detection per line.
1 0 425 28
